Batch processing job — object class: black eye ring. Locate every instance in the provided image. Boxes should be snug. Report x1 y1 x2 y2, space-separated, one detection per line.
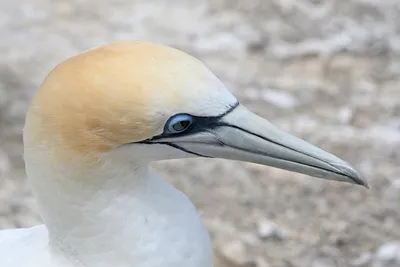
166 114 194 134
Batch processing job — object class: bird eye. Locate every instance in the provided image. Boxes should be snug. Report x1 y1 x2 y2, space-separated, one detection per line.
166 114 194 134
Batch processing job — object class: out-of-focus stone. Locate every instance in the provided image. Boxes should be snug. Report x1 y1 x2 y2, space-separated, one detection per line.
391 179 400 189
337 106 354 124
257 219 291 241
350 252 372 266
375 241 400 264
218 240 255 267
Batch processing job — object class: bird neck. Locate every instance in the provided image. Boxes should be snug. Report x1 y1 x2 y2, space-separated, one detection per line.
28 159 148 258
24 153 213 267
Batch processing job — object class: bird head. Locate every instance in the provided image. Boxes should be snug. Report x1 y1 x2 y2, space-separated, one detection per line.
24 41 367 187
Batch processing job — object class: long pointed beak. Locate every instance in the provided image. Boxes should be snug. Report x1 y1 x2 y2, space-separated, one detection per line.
166 105 368 187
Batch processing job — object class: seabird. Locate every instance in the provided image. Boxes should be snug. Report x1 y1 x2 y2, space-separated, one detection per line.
0 41 367 267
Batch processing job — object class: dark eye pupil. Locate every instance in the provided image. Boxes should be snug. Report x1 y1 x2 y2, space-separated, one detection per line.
173 120 190 131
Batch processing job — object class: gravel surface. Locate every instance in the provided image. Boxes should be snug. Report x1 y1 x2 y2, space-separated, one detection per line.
1 0 400 266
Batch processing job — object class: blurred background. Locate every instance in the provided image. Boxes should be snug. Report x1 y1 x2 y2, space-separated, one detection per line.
0 0 400 266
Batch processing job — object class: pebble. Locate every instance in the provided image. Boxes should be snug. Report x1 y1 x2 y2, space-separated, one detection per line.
375 241 400 264
350 252 373 266
257 219 291 241
218 240 254 267
337 106 354 124
391 179 400 189
217 239 271 267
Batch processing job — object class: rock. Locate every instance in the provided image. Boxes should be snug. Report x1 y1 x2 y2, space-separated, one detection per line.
350 252 372 266
337 106 354 124
391 179 400 190
257 219 276 239
257 219 291 241
375 241 400 264
218 240 255 267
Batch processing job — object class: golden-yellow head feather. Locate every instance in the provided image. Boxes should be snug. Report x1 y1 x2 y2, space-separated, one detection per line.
24 41 236 163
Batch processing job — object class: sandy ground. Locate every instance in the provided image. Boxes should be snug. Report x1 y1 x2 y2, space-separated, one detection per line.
1 0 400 266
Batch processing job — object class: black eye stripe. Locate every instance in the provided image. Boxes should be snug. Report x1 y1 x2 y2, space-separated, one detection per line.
136 102 239 143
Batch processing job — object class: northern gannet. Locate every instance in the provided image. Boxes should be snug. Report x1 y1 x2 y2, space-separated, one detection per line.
0 41 367 267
